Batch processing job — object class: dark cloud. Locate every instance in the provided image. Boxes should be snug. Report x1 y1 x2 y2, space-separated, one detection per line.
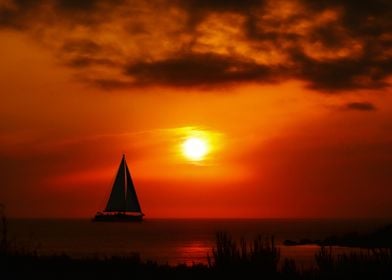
180 0 264 25
184 0 263 12
344 102 376 111
291 49 392 91
0 0 391 91
59 39 123 69
305 0 391 33
62 39 102 54
124 54 277 87
55 0 98 11
0 0 42 29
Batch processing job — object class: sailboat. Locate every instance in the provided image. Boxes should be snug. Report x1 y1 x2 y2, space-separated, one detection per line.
93 154 144 222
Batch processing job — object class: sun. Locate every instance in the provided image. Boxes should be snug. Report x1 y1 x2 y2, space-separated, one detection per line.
182 137 208 161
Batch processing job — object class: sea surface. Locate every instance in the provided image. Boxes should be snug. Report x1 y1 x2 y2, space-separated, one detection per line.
7 219 391 267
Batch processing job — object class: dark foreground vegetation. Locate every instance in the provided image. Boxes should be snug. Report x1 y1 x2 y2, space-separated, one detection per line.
1 209 392 279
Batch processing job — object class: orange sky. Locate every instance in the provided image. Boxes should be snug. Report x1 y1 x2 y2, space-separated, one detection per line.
0 0 391 218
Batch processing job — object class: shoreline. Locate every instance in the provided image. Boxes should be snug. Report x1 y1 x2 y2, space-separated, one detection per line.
284 224 392 249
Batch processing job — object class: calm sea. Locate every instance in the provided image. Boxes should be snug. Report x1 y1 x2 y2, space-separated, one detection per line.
7 219 391 266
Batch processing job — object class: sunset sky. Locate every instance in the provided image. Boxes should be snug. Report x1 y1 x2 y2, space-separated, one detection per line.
1 0 391 218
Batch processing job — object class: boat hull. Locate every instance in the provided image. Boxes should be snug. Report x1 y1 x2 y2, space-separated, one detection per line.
92 212 143 222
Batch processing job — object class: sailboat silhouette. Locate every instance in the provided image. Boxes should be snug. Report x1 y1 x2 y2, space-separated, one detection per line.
93 154 144 222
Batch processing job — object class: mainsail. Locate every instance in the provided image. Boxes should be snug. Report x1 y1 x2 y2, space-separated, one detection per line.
104 155 142 213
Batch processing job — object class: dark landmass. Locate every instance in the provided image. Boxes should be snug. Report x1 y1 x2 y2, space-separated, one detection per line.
284 224 392 248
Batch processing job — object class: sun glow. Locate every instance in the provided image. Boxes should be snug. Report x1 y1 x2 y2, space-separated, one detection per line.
182 137 208 161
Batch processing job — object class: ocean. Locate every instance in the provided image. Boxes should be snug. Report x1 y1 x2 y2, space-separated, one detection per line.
6 218 391 267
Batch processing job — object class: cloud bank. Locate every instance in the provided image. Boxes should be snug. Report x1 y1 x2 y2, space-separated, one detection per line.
0 0 391 91
344 102 376 111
